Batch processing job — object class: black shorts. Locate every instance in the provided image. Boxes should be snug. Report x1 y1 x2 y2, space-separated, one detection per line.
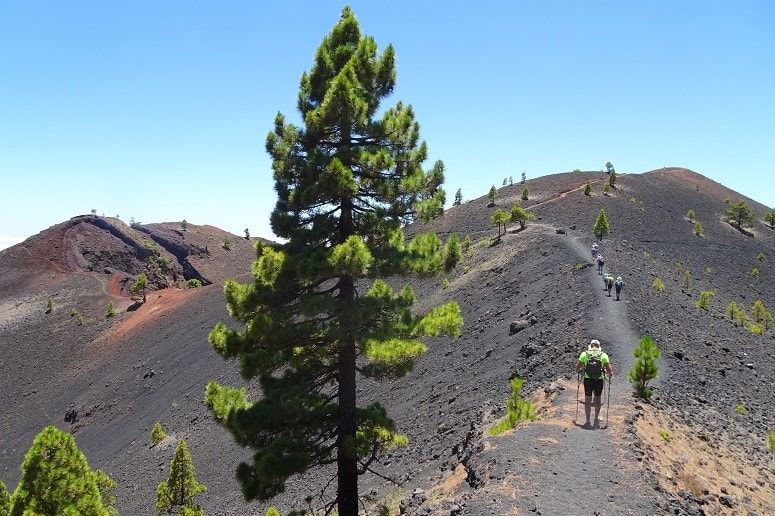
584 378 604 396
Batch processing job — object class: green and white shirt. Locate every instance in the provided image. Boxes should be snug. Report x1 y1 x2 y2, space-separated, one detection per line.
578 349 610 379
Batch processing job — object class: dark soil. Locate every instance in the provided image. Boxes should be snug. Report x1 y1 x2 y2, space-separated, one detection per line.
0 169 773 515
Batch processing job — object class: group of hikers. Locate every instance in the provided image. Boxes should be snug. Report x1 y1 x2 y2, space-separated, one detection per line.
573 243 623 429
591 243 625 301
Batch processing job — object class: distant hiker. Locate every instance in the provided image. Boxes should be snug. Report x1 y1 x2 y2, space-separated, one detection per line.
596 255 604 275
591 243 598 258
575 340 613 428
604 274 614 296
614 276 624 301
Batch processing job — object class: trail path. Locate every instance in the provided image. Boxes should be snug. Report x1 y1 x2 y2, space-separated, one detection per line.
473 231 660 515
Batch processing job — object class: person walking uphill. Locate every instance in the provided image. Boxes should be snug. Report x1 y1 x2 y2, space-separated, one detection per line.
597 254 605 275
575 340 613 428
614 276 624 301
604 273 614 296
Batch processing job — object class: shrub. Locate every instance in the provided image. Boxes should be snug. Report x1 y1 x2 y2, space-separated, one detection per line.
694 290 715 310
608 170 617 188
757 251 765 262
0 481 9 514
765 210 775 229
489 377 536 435
186 279 203 288
443 233 461 271
441 278 450 289
605 161 615 174
510 204 535 230
681 269 692 292
751 267 759 278
734 404 748 416
694 222 704 236
181 219 188 231
725 201 755 229
628 336 660 399
222 237 232 251
592 208 610 240
603 183 611 195
487 185 497 206
130 273 148 303
267 508 281 516
463 265 470 274
574 263 583 271
652 277 665 293
461 235 471 254
151 422 167 446
584 181 591 196
158 256 172 274
93 469 118 515
746 322 764 335
768 431 775 452
70 308 84 326
106 301 116 318
521 187 529 201
751 299 772 329
704 267 714 275
686 209 695 221
453 188 462 206
491 208 509 242
658 429 672 442
573 168 581 173
142 238 157 252
45 297 52 314
726 302 749 327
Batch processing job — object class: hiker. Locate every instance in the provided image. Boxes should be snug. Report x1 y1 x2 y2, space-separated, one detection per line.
596 255 604 275
575 340 613 428
591 243 598 258
605 274 614 296
614 276 624 301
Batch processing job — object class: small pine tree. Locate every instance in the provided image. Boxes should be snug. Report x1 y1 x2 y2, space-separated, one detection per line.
757 251 765 262
45 297 52 314
521 187 529 201
751 299 773 329
694 221 704 236
266 508 280 516
487 185 497 206
628 336 660 399
491 209 510 242
156 440 206 515
106 301 116 318
244 228 250 240
131 273 148 303
751 267 759 278
0 481 10 515
461 235 471 254
186 279 203 288
10 426 108 515
453 188 462 206
608 169 617 188
151 422 168 446
652 277 665 293
764 210 775 229
592 208 611 240
686 209 695 221
725 201 755 230
502 178 508 186
726 302 749 327
489 376 536 435
695 290 715 310
443 234 461 272
93 470 118 516
681 269 693 292
603 183 611 195
181 219 188 231
510 204 535 230
222 237 232 251
584 181 592 196
605 161 615 174
521 172 526 184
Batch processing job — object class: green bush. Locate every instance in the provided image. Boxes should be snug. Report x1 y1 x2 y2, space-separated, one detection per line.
584 181 591 196
443 233 461 271
751 299 773 329
181 219 188 231
151 422 167 446
186 279 203 288
725 302 749 327
45 297 53 314
628 336 661 399
487 185 497 206
694 290 715 310
603 183 611 194
158 256 172 274
694 222 704 236
461 235 471 254
686 209 695 221
768 431 775 452
70 308 84 326
652 277 665 293
489 377 536 435
746 322 764 335
734 404 748 416
658 429 672 442
441 278 450 289
222 237 232 251
751 267 759 278
106 302 116 318
681 269 692 292
521 187 529 201
592 208 611 240
757 251 765 262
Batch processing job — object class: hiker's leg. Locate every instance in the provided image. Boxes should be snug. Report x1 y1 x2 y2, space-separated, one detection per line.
584 395 592 423
593 392 602 421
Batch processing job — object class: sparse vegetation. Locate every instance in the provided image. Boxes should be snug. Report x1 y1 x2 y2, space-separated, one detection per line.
151 422 167 446
186 279 203 288
751 267 759 278
489 377 536 435
628 336 661 399
142 238 157 252
93 469 118 515
491 208 510 242
441 278 450 289
521 186 529 201
603 182 611 195
158 256 172 274
725 302 749 327
734 404 748 416
222 237 232 251
608 169 617 188
584 181 591 196
704 267 714 275
453 188 462 206
131 273 148 303
510 204 535 230
725 200 755 230
461 235 471 254
0 481 10 514
573 168 581 173
106 301 116 318
681 269 692 292
155 440 206 515
181 219 188 231
763 210 775 229
592 208 610 240
693 221 704 236
658 429 672 442
686 209 695 221
746 322 764 335
574 263 584 271
45 296 52 314
652 277 665 293
509 175 514 185
695 290 714 310
443 233 461 272
757 251 765 262
751 299 772 329
768 431 775 452
69 308 84 326
487 185 497 206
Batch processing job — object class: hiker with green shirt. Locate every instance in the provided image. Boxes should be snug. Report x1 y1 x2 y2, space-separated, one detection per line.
575 339 613 428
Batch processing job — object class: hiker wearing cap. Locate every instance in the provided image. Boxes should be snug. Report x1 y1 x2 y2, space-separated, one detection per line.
604 274 614 297
614 276 624 301
591 243 598 258
596 255 604 275
575 340 613 428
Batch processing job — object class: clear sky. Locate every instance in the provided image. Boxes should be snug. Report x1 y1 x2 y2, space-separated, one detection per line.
1 1 773 250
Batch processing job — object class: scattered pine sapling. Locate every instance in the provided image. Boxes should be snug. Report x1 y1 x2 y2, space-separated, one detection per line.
686 209 695 221
751 267 759 278
460 235 471 254
156 440 206 515
45 297 52 314
764 210 775 229
751 299 773 329
93 469 118 516
592 208 611 240
489 377 536 435
608 169 617 188
131 273 148 303
658 429 672 442
725 201 755 230
502 178 507 186
605 161 615 174
681 269 693 292
0 481 9 514
453 188 462 206
694 222 704 236
491 208 510 242
266 508 280 516
768 431 775 452
443 233 461 272
603 183 611 195
106 301 116 318
521 172 526 184
181 219 188 231
487 185 497 206
186 279 203 288
734 404 748 416
584 181 592 196
628 336 660 399
151 422 167 446
725 302 748 327
521 187 529 201
509 175 513 185
757 251 765 262
694 290 715 310
652 277 665 293
222 237 232 251
510 204 535 230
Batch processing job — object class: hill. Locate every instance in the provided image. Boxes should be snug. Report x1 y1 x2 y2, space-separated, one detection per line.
0 169 773 515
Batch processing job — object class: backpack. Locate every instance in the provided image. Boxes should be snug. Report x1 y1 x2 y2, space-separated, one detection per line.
615 279 623 288
585 350 603 378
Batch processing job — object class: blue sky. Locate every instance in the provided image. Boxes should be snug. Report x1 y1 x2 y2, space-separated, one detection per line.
1 1 773 249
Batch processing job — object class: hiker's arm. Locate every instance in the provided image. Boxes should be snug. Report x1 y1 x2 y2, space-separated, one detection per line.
605 363 613 377
575 361 584 373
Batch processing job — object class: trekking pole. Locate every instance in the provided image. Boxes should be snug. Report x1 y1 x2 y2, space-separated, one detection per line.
605 374 612 429
574 371 580 424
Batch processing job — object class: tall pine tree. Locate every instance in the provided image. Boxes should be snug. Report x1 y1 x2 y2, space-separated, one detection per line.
205 7 462 514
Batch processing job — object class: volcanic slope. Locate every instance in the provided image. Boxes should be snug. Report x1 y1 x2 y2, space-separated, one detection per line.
1 170 773 515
